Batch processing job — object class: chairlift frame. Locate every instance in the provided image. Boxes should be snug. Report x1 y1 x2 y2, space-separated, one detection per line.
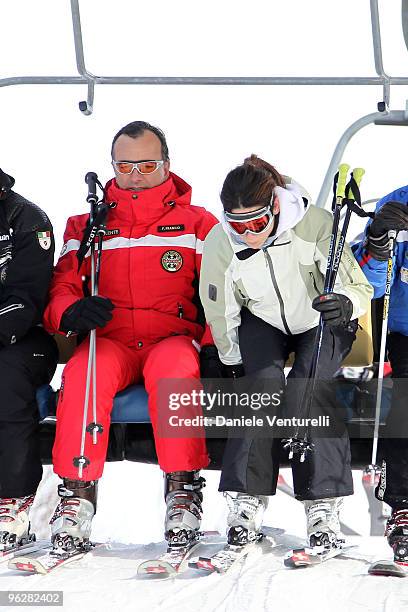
2 1 408 208
7 0 398 474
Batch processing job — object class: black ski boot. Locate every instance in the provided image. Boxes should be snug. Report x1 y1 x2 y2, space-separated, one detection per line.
385 508 408 563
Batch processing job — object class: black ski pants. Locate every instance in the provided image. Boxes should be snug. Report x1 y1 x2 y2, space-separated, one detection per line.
0 327 58 498
376 331 408 509
219 308 357 500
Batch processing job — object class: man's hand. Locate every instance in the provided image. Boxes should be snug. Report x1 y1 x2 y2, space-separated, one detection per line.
366 201 408 260
312 292 353 326
369 201 408 237
60 296 114 335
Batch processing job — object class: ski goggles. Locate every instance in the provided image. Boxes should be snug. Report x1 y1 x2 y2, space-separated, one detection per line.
112 159 164 175
224 205 274 236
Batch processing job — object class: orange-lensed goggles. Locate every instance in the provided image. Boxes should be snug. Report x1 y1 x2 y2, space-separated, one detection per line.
224 205 274 236
112 160 164 175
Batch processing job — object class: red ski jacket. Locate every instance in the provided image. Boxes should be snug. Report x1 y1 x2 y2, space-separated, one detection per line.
44 173 218 349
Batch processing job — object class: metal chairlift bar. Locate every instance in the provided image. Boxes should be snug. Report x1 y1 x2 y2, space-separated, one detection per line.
1 0 406 89
371 0 389 79
316 110 408 209
70 0 94 79
2 76 408 88
370 0 391 108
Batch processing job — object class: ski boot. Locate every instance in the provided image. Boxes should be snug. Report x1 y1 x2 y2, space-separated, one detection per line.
164 471 205 549
0 495 35 551
224 492 268 546
303 497 345 550
385 508 408 563
49 479 97 554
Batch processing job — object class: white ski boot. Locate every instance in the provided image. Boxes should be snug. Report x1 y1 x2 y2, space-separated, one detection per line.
0 495 35 551
164 471 205 549
225 492 268 546
50 480 97 553
303 497 344 549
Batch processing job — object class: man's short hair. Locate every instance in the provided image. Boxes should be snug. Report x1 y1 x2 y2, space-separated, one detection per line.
111 121 169 161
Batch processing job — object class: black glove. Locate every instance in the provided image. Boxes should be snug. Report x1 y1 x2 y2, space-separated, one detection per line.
369 201 408 237
200 345 224 378
312 292 353 326
60 296 114 334
223 364 245 378
366 201 408 260
199 345 245 378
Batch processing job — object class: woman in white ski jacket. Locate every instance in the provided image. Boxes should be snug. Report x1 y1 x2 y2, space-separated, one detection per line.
199 155 373 549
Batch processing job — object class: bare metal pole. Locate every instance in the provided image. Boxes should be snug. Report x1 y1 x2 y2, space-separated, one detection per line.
70 0 95 114
370 0 391 110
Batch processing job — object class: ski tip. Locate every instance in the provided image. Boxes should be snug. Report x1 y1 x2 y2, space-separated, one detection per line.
368 560 407 577
8 558 46 574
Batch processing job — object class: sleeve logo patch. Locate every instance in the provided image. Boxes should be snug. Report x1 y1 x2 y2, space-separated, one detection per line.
37 230 52 250
106 229 120 236
161 250 183 272
157 224 185 232
401 267 408 284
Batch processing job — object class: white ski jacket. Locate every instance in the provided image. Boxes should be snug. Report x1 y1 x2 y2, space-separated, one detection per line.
199 178 373 365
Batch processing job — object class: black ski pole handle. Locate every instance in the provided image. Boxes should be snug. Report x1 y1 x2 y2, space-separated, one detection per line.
85 171 99 206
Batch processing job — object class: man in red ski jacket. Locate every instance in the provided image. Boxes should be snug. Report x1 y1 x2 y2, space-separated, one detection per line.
43 121 218 550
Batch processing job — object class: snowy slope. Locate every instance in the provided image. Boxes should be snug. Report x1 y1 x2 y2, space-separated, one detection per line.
1 465 407 612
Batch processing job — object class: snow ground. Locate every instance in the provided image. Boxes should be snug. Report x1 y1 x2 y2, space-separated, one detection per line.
1 464 407 612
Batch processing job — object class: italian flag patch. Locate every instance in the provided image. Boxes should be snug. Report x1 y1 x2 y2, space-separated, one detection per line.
37 230 52 250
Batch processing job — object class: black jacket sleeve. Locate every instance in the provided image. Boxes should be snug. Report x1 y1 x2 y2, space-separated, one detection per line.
0 192 55 346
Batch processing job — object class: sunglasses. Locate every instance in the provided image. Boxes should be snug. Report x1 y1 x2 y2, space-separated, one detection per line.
112 160 164 175
224 205 274 236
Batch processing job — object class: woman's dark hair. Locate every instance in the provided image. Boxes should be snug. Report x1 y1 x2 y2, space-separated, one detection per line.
220 154 285 212
111 121 169 161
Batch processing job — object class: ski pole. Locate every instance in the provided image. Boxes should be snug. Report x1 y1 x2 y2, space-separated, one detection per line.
369 229 397 484
284 164 365 462
74 172 105 478
291 163 350 460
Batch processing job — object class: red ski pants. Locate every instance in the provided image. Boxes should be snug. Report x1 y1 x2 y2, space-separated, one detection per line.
52 335 209 480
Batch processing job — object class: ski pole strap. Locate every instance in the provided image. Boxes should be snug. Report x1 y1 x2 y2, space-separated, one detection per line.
345 168 364 206
77 202 109 270
345 177 361 206
346 199 374 219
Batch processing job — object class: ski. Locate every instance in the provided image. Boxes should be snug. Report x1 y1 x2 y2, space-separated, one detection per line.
189 539 261 574
368 559 408 577
137 530 219 578
188 527 283 574
284 543 355 568
0 540 49 565
8 541 101 575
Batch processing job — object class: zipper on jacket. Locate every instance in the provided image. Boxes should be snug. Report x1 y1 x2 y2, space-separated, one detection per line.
263 250 291 335
178 303 184 318
0 303 24 316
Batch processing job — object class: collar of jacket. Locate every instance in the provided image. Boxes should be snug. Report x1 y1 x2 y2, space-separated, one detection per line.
0 169 15 200
104 172 192 224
